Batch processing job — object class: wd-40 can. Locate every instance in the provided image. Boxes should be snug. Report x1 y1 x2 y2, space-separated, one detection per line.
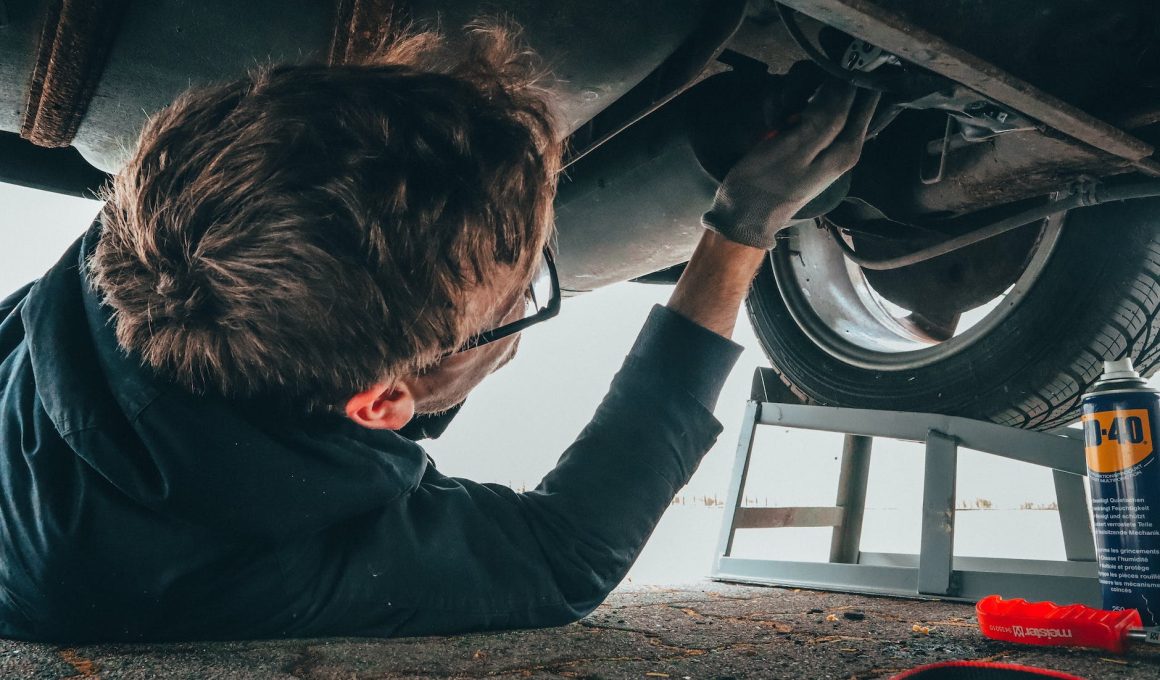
1082 357 1160 626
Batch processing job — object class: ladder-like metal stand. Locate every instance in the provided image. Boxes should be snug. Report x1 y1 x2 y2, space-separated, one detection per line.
710 368 1099 606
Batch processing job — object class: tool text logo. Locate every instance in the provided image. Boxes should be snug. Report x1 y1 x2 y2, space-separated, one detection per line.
1011 625 1074 640
1083 409 1153 473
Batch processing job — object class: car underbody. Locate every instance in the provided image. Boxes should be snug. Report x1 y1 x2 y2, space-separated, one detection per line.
5 1 1158 292
2 0 1158 427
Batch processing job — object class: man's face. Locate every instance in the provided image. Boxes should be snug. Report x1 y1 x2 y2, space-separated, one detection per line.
405 264 530 415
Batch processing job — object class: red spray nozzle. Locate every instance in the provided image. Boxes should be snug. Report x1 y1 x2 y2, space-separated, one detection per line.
976 595 1145 654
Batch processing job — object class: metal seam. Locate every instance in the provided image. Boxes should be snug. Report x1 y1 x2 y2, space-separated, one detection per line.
329 0 403 66
20 0 129 148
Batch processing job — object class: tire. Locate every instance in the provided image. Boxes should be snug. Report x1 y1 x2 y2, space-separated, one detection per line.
746 199 1160 430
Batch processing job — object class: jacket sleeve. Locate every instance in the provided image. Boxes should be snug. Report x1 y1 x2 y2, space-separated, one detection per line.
278 306 743 637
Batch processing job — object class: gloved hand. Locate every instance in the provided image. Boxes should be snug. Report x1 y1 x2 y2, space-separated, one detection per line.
702 80 880 250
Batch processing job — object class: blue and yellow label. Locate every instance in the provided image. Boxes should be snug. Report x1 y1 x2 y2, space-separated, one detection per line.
1083 390 1160 627
1082 408 1154 473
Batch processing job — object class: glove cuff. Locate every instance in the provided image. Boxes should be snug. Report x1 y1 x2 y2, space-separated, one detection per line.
701 183 783 250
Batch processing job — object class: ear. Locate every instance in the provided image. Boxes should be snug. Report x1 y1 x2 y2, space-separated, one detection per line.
344 382 416 430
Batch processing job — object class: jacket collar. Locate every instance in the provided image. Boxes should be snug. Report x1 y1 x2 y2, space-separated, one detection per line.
20 219 429 539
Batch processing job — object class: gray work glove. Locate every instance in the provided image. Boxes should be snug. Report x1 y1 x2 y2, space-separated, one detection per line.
702 82 880 250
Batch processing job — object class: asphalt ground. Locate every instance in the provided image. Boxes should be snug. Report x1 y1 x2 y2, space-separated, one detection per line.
2 582 1158 679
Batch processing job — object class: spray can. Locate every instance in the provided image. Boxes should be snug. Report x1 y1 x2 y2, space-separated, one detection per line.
1082 358 1160 626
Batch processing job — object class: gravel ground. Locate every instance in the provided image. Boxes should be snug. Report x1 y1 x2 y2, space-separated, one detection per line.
2 581 1158 679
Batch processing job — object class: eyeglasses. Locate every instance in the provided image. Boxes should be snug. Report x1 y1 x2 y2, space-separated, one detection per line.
445 248 561 356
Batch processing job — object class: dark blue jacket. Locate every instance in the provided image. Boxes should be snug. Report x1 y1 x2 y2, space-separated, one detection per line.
0 223 739 642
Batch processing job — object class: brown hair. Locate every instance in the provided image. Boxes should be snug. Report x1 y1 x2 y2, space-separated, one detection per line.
91 23 561 410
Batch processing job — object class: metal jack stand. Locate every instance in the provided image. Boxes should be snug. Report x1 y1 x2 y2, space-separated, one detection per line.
710 368 1099 606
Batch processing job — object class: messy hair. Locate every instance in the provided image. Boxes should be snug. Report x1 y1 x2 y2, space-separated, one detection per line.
91 23 561 410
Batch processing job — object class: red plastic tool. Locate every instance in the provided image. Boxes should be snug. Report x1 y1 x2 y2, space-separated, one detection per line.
977 595 1159 654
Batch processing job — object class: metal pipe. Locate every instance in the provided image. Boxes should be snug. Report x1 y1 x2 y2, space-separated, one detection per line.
829 180 1160 270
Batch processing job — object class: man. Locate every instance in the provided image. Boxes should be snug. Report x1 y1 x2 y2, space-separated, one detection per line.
0 27 876 641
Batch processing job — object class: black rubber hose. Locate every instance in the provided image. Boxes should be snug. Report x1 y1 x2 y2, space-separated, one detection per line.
828 180 1160 270
1094 181 1160 203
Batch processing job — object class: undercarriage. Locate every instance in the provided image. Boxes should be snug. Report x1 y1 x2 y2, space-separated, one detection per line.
1 0 1158 427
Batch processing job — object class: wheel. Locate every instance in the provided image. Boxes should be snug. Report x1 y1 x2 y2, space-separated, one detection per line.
746 199 1160 430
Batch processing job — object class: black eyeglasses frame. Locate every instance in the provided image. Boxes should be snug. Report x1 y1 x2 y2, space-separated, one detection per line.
444 248 561 356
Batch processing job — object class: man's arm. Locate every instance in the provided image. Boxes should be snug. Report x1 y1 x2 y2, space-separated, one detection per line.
279 305 736 637
670 81 880 342
273 81 879 639
667 231 766 339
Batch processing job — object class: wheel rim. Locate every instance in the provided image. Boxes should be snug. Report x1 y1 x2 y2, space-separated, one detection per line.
770 216 1064 371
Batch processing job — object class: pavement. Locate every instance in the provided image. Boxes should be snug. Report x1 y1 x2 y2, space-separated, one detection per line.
2 581 1158 679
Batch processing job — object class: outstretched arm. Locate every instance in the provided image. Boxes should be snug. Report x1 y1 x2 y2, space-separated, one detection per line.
278 81 879 640
670 82 879 339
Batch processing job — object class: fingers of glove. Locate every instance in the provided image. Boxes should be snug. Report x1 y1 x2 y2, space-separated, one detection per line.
788 79 857 159
727 81 853 180
815 89 881 174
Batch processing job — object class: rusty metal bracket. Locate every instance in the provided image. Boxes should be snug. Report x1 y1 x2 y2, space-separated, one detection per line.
777 0 1160 176
21 0 130 148
918 114 953 185
329 0 405 66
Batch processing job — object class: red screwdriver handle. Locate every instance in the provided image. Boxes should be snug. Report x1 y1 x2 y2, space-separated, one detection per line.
977 595 1143 654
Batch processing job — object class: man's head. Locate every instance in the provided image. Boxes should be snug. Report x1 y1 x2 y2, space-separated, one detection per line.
91 25 561 425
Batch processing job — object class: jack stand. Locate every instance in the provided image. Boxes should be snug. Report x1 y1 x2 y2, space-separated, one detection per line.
710 368 1099 606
